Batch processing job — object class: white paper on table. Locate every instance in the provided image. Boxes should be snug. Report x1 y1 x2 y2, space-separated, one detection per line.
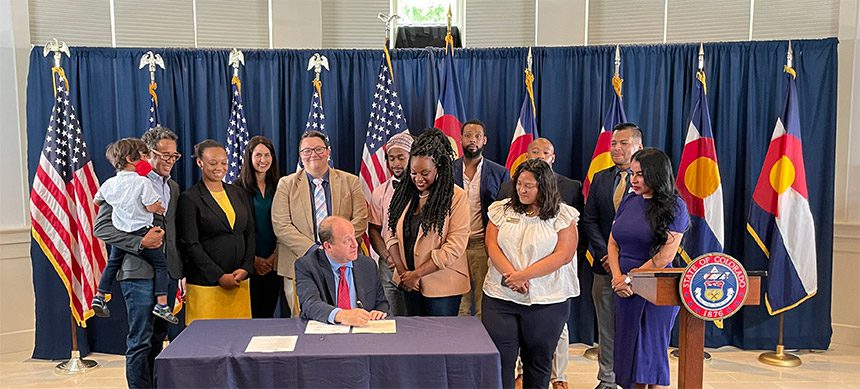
304 320 351 334
351 319 396 334
244 336 298 353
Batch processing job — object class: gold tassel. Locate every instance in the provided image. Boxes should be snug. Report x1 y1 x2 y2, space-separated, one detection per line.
231 75 242 96
313 78 322 106
611 74 623 98
784 65 797 79
697 69 708 95
149 81 159 107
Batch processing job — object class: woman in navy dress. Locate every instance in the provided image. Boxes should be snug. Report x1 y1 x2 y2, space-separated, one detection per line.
607 148 689 389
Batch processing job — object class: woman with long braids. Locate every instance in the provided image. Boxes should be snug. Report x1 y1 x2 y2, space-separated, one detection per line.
607 148 689 389
481 158 580 389
385 128 470 316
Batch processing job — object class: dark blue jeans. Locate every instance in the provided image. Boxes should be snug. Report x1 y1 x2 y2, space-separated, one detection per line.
120 277 178 389
99 227 169 297
402 290 460 316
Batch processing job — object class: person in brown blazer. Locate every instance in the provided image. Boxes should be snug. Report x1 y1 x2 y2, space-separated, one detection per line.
271 130 368 317
386 128 470 316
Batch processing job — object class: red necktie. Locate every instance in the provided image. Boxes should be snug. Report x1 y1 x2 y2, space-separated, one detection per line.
337 266 351 309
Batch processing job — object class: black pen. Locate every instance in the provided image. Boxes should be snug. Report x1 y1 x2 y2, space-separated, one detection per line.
356 300 364 309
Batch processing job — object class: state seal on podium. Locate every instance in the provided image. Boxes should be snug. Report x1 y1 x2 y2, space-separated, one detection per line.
680 253 749 321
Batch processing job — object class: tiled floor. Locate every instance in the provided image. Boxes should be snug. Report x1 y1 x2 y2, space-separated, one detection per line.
1 343 859 388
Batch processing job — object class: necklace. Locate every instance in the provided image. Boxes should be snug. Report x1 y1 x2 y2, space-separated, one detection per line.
418 192 430 199
525 208 538 217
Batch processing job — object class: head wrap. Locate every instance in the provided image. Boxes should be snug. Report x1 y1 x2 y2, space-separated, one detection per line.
386 131 413 153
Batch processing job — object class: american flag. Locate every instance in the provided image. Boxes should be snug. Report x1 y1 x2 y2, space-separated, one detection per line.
299 79 332 169
147 81 160 129
305 80 327 133
30 67 108 326
224 75 249 183
360 49 408 200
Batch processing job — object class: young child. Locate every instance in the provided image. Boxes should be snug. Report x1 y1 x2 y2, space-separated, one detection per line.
91 138 178 324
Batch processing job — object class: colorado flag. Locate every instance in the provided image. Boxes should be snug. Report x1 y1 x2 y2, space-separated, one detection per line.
747 65 817 315
434 35 465 157
584 73 627 199
505 66 538 177
677 69 724 263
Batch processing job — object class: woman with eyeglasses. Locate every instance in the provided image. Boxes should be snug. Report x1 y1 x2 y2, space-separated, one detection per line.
385 128 470 316
178 139 255 324
481 158 579 389
607 148 689 389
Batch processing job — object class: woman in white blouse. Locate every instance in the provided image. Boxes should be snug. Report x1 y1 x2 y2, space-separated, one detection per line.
482 158 580 389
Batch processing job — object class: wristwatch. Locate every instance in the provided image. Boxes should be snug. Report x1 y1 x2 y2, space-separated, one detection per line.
623 275 632 285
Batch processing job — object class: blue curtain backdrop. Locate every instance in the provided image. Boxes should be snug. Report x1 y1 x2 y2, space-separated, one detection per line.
26 39 836 359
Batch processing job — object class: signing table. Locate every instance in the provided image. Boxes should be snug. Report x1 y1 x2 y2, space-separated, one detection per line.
154 317 501 388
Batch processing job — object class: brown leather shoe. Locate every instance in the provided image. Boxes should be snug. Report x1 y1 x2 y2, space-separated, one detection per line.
514 375 523 389
551 381 569 389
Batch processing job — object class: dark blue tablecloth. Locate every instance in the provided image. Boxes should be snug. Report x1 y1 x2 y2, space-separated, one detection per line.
154 316 502 388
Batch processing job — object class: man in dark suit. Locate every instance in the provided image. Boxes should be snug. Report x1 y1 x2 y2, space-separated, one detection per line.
496 137 583 389
296 216 389 326
92 126 183 389
581 123 643 389
452 120 509 317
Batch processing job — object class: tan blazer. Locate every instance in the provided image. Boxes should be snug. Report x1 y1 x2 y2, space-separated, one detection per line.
386 186 470 298
272 168 368 279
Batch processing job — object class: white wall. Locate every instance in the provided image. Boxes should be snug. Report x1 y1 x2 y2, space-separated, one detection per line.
0 0 35 353
831 0 860 347
273 0 323 48
536 0 586 46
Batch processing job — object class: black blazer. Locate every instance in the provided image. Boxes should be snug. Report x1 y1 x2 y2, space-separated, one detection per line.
295 249 389 323
581 167 623 274
453 157 509 227
178 181 255 286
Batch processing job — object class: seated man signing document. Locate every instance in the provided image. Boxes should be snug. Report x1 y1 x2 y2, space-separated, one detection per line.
296 216 389 326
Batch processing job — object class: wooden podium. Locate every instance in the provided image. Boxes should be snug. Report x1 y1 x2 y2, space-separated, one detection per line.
630 269 764 389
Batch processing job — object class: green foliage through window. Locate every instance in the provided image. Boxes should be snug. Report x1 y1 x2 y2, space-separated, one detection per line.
401 4 446 24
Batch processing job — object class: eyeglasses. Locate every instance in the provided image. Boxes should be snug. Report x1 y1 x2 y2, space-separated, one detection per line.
151 149 182 162
299 146 328 156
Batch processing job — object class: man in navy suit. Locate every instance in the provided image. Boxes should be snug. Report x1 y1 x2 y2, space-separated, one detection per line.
295 216 389 326
496 137 583 389
581 123 643 389
452 120 509 317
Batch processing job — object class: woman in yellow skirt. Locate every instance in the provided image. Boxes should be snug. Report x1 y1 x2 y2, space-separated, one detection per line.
178 139 255 324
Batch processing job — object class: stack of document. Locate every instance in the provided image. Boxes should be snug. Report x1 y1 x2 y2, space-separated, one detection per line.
304 320 397 334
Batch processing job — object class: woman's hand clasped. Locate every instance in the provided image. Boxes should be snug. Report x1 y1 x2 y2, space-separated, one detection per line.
502 271 529 294
399 270 421 292
611 274 634 298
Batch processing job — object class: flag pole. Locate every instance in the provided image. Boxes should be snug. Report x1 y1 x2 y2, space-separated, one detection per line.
757 42 802 368
42 39 97 374
758 313 801 367
56 314 98 373
672 43 716 364
229 48 245 96
378 13 400 51
306 53 329 105
585 45 624 362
